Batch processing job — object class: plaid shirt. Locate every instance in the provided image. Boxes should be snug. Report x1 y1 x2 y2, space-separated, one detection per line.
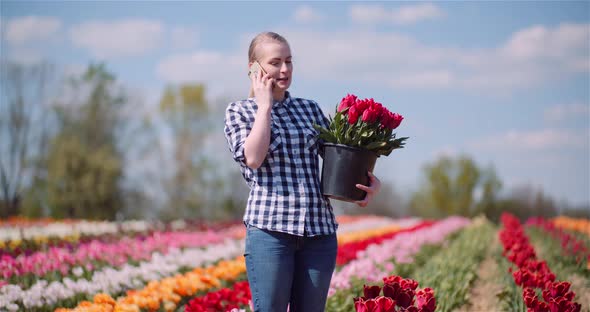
224 91 338 236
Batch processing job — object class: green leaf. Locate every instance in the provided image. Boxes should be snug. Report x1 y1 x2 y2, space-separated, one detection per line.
364 141 387 150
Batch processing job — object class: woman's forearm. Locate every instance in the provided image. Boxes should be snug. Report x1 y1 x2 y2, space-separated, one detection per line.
243 106 273 169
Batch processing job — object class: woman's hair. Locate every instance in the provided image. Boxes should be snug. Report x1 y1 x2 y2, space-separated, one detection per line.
248 32 289 98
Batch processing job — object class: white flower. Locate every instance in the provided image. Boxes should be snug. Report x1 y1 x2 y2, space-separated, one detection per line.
72 267 84 277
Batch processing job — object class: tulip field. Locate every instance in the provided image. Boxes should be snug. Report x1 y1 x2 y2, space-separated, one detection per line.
0 215 588 312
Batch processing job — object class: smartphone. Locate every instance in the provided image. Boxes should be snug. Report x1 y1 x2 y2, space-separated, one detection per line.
248 61 267 78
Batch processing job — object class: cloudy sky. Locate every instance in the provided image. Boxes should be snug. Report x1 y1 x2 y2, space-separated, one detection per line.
2 1 589 206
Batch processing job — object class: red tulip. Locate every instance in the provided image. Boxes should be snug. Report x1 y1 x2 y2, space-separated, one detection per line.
376 296 396 312
355 98 371 113
416 288 436 312
348 105 361 124
362 107 379 123
364 285 382 299
391 113 404 129
338 94 358 112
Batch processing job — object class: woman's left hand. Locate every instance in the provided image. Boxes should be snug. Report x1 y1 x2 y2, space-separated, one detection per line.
354 171 381 207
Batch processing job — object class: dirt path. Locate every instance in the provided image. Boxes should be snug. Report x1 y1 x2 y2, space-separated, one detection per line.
568 274 590 312
455 231 503 312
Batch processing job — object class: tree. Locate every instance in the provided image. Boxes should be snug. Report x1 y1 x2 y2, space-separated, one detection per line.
45 64 125 219
0 62 57 217
409 155 502 218
157 83 215 220
336 181 406 218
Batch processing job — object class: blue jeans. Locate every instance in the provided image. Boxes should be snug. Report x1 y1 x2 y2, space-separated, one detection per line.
244 225 338 312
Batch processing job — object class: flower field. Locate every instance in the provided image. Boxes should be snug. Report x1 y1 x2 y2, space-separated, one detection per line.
1 214 588 312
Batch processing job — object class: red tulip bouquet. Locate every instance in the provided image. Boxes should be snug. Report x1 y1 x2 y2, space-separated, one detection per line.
315 94 408 156
313 94 408 202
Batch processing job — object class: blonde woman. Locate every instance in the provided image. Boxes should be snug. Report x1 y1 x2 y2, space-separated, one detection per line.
224 31 381 312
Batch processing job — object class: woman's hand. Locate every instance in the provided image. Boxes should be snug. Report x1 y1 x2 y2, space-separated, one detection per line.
251 71 274 111
354 171 381 207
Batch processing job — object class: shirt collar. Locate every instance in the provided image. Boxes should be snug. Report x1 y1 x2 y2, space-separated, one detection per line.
273 91 291 108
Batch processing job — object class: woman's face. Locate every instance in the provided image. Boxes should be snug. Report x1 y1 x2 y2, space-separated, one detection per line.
253 41 293 92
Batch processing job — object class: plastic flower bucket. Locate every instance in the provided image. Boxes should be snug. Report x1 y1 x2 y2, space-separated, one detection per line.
321 142 378 202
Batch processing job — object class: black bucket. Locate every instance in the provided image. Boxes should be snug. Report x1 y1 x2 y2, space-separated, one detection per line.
321 143 378 202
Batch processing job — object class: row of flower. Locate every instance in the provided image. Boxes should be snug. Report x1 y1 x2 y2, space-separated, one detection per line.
0 215 404 257
551 216 590 238
3 216 409 288
0 219 185 243
12 214 586 311
0 219 245 258
0 216 415 311
1 225 246 286
166 215 588 312
499 213 582 312
55 216 470 312
527 217 590 270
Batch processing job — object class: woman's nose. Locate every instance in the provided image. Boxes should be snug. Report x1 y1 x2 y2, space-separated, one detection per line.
280 62 289 72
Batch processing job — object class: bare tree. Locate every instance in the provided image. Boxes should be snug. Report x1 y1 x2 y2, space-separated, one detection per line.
0 62 57 217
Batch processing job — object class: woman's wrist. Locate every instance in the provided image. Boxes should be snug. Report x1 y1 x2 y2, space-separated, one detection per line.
257 103 273 116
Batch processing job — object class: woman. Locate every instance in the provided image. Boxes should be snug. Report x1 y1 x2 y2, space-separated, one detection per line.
223 31 381 312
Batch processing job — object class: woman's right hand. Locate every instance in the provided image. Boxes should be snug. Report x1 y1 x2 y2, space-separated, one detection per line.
251 71 274 111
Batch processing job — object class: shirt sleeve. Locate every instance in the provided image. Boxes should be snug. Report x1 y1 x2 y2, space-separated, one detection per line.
224 102 251 166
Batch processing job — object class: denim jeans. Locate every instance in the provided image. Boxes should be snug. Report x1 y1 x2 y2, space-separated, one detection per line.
244 225 338 312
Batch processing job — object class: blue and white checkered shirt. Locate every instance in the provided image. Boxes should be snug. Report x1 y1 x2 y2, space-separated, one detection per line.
224 91 338 237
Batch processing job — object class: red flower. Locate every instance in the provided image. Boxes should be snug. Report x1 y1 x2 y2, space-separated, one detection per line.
400 278 419 291
354 297 377 312
382 280 401 299
376 296 396 312
362 107 379 123
338 94 358 112
355 98 372 113
354 296 396 312
364 285 382 299
380 111 404 130
415 288 436 312
348 105 361 124
391 113 404 129
395 288 415 308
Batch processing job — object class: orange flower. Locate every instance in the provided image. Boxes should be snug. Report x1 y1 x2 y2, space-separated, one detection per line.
552 216 590 237
93 294 116 306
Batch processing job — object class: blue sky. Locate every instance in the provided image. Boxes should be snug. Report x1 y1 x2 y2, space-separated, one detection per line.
2 1 589 206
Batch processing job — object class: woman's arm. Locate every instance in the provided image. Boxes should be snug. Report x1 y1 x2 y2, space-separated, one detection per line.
242 71 275 169
242 106 272 169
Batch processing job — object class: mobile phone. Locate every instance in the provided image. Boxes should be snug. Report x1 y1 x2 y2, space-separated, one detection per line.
248 61 267 78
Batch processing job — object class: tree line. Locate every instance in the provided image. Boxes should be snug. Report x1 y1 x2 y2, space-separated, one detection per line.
1 61 588 222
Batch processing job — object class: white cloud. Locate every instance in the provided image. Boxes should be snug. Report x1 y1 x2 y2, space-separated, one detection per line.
155 51 247 97
470 128 589 151
390 70 454 89
170 26 199 50
499 23 589 72
544 102 590 123
155 21 589 98
395 3 445 25
4 16 62 45
70 19 163 59
274 22 589 91
350 3 444 25
293 5 323 24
